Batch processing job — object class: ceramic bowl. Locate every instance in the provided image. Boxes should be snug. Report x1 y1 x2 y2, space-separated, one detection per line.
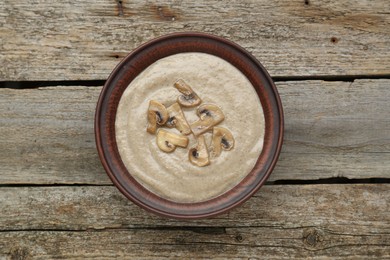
95 32 283 219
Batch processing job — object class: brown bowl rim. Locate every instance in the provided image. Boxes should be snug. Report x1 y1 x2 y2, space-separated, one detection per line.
95 32 284 219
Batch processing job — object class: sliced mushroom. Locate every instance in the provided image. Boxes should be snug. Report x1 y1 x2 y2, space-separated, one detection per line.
156 129 189 153
189 135 210 167
147 100 168 134
211 127 235 157
190 104 225 136
174 79 201 107
165 103 191 135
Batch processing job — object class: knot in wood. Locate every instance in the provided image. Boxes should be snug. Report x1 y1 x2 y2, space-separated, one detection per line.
303 229 321 248
331 37 339 44
235 234 243 242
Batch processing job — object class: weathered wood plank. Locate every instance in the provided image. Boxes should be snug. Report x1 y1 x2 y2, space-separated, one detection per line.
1 184 388 229
0 228 388 259
0 185 389 259
0 79 388 184
0 0 389 80
0 86 108 184
275 79 390 180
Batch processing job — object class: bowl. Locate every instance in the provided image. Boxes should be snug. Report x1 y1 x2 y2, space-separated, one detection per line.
95 32 283 219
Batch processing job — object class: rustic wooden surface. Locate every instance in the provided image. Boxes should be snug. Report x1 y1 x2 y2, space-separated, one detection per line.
1 185 389 259
1 0 390 80
1 0 389 259
1 80 388 184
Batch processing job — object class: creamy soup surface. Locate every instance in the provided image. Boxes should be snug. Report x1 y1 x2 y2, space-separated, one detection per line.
115 53 265 203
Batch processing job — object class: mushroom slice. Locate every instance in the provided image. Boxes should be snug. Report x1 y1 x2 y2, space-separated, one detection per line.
174 79 201 107
189 135 210 167
166 103 191 135
211 127 235 157
147 100 168 134
156 129 189 153
190 104 225 136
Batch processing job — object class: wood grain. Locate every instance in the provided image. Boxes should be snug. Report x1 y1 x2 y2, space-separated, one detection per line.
1 0 389 80
0 79 388 184
1 228 388 259
2 1 389 258
275 79 390 181
0 185 389 259
0 86 107 184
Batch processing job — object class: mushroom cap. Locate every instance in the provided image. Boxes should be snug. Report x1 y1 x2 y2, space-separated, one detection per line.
197 104 224 121
211 126 235 157
190 104 225 136
156 129 189 153
189 135 210 167
166 102 192 135
174 79 201 107
147 100 168 134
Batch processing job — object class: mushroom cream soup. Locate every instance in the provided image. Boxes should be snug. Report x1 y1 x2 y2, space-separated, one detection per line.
115 53 265 203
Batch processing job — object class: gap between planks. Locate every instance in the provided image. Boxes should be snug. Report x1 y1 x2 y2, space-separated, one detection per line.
2 74 390 89
0 177 389 187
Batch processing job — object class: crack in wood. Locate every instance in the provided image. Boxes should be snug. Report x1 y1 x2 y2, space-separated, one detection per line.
2 224 389 235
270 177 390 185
0 227 227 234
116 0 124 16
0 80 105 89
2 74 390 89
0 177 389 187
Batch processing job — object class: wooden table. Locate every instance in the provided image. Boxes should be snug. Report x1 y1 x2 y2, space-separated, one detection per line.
1 1 389 258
